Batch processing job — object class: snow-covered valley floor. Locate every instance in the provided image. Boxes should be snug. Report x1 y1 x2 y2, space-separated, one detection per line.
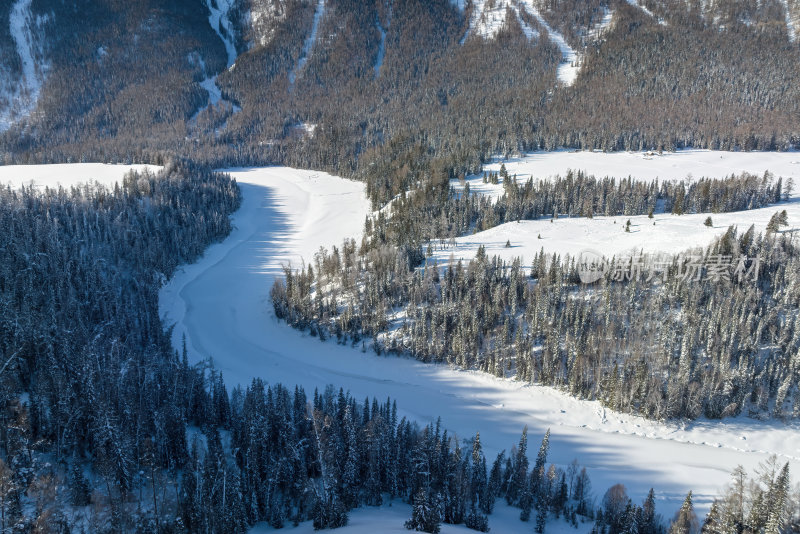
442 149 800 265
0 162 161 189
154 163 800 526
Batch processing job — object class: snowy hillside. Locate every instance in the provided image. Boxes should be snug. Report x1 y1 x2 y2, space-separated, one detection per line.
456 0 580 85
159 164 800 521
0 0 47 132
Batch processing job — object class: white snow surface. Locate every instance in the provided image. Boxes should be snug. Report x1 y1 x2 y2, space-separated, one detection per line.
250 500 593 533
205 0 237 67
428 199 800 269
159 164 800 521
0 0 46 132
454 149 800 201
288 0 326 86
0 163 162 190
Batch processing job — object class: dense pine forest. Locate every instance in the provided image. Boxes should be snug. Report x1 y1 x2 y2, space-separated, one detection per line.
2 0 800 531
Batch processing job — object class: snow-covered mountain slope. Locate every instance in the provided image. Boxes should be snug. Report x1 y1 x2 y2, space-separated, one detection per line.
453 149 800 201
0 163 162 190
288 0 325 86
0 0 47 132
206 0 238 66
457 0 579 85
159 165 800 520
241 0 291 48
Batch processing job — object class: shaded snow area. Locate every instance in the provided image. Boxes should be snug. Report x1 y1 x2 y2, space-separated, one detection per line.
159 165 800 523
0 163 162 190
453 149 800 201
456 0 578 85
288 0 326 87
0 0 47 132
251 500 594 533
192 0 241 130
206 0 237 66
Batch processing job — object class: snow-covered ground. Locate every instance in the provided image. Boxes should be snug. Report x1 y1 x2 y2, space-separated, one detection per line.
428 199 800 269
455 149 800 201
0 0 47 132
0 163 161 190
250 499 593 533
205 0 237 67
158 164 800 523
288 0 326 86
193 0 240 125
517 0 579 85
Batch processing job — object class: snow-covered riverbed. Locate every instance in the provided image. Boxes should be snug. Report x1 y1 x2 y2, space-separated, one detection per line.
156 163 800 525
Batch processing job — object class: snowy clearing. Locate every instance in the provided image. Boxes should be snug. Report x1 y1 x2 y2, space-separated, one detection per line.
0 163 162 190
250 500 593 533
428 198 800 268
454 149 800 201
159 165 800 522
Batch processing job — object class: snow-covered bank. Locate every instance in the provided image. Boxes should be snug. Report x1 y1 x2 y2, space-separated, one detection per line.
0 163 162 190
159 165 800 520
250 499 593 533
455 149 800 201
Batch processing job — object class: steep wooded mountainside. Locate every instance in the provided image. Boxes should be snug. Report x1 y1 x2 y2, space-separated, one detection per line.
1 0 798 177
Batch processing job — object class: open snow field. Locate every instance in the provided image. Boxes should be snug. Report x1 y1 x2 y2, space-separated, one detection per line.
429 199 800 268
444 149 800 266
156 161 800 528
251 500 593 534
456 149 800 200
0 162 161 190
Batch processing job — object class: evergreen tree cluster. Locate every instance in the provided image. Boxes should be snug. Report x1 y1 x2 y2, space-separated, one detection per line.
274 226 800 421
701 458 798 534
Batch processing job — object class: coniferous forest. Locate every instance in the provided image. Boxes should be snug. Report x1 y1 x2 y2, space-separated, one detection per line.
2 0 800 531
